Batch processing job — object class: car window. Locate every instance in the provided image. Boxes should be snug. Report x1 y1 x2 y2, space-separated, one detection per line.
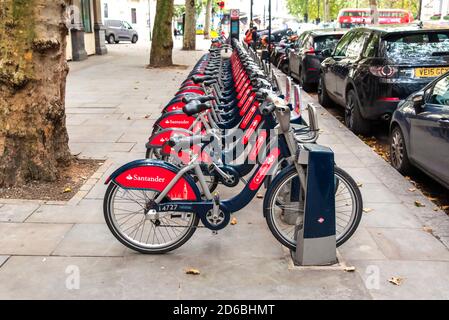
345 32 369 58
122 21 132 29
313 34 343 52
362 32 379 57
296 32 308 49
384 32 449 62
110 20 121 27
334 31 356 57
429 76 449 106
302 35 313 50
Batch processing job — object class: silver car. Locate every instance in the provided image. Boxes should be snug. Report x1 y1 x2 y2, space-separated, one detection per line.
105 20 138 44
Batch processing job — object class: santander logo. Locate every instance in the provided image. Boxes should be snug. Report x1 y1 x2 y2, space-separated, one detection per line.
164 119 190 125
126 174 166 183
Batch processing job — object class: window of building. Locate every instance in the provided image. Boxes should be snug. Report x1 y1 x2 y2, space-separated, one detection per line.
81 0 92 33
104 3 109 19
131 8 137 24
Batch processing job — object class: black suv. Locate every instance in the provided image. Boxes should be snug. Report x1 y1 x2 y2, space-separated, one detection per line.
318 25 449 135
289 29 344 91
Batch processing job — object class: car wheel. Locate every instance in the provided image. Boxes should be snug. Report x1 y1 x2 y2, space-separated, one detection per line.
318 75 333 108
132 35 138 44
299 67 312 92
281 63 289 75
390 125 412 175
345 90 371 136
107 35 115 44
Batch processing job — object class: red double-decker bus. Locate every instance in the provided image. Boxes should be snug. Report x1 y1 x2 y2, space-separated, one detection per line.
338 8 414 28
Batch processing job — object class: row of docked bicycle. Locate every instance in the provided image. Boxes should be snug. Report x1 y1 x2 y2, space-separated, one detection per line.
102 39 363 254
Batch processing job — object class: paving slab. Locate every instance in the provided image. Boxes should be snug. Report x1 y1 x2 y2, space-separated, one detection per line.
367 227 449 261
0 256 126 300
0 255 370 300
349 259 449 300
0 223 72 255
122 255 371 300
53 224 126 257
0 203 40 222
27 199 104 224
359 183 402 204
0 256 9 268
338 227 388 261
360 203 424 229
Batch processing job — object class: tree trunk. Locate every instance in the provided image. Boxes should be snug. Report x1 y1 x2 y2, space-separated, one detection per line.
370 0 379 25
0 0 72 187
324 0 330 22
183 0 196 50
150 0 174 67
204 0 212 40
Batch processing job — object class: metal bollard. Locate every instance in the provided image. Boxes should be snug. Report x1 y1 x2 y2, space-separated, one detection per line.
292 144 337 266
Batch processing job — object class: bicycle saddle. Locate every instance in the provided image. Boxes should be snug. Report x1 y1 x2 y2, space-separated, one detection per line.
183 100 211 117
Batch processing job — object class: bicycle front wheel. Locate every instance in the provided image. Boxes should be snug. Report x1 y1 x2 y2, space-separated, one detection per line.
264 165 363 250
104 183 199 254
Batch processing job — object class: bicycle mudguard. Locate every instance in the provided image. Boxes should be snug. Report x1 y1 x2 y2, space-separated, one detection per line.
105 159 201 201
153 111 196 131
163 100 186 113
176 87 204 95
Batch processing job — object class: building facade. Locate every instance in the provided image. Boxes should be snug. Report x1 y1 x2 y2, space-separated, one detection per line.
101 0 156 42
66 0 108 61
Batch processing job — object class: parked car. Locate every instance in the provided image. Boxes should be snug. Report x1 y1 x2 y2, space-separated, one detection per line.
289 29 344 91
389 72 449 189
318 24 449 135
105 20 139 44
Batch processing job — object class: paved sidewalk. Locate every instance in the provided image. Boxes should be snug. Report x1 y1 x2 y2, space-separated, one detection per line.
0 40 448 299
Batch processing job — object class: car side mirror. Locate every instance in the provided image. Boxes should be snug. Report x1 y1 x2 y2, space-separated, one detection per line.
411 92 424 111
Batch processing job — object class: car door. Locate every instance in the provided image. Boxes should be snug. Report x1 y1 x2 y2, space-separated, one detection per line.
109 20 122 37
333 31 370 105
119 21 131 40
410 75 449 184
322 31 356 100
289 33 306 79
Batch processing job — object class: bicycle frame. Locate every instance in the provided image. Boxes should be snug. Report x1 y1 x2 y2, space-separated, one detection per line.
149 110 303 230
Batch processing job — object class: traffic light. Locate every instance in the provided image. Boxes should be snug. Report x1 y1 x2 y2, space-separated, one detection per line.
217 1 225 10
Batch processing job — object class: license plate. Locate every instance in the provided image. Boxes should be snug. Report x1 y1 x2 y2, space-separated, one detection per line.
415 67 449 78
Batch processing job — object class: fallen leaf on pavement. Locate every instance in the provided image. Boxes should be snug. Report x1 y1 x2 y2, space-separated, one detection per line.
363 208 373 213
63 187 72 194
127 117 131 120
357 183 363 187
423 226 433 233
388 277 403 286
186 268 200 275
414 201 426 208
442 205 449 210
256 192 264 199
408 188 416 192
344 266 356 272
230 217 237 225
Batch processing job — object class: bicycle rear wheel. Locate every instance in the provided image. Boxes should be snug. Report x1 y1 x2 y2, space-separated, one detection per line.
264 165 362 250
104 183 199 254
